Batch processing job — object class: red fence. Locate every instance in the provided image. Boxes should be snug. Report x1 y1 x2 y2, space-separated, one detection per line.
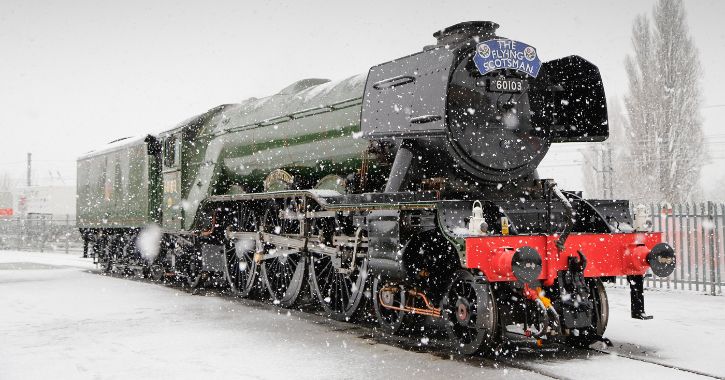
620 202 724 296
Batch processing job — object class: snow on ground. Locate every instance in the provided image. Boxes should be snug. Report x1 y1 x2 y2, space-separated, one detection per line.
517 284 725 379
1 250 723 380
0 251 539 380
604 285 725 377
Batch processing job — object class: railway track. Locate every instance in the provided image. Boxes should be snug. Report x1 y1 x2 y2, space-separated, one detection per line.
587 347 722 379
95 269 722 380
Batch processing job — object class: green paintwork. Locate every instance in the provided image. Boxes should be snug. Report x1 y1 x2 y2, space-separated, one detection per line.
155 106 231 230
162 169 183 229
79 73 373 232
175 74 372 230
76 136 161 229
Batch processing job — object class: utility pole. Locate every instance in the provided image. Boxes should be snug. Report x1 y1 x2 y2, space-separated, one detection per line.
607 145 614 199
26 153 31 187
599 144 614 199
599 148 605 198
598 146 609 199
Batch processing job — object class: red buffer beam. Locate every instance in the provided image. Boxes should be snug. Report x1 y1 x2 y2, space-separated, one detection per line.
465 232 671 286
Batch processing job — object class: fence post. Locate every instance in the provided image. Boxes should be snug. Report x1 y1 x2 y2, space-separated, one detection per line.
16 218 21 250
686 202 692 290
665 205 671 289
39 218 45 253
716 203 722 295
65 214 70 254
652 202 659 288
677 203 683 290
694 203 707 292
660 203 666 288
709 202 717 296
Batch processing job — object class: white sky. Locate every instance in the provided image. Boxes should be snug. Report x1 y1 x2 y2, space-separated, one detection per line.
1 0 723 196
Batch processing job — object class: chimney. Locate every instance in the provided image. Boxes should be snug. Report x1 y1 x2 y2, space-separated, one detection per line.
432 21 499 47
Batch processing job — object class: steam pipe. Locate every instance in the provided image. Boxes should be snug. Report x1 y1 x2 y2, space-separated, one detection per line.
552 185 575 251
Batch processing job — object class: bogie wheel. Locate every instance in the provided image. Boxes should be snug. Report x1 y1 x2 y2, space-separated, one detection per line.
94 238 112 273
372 277 417 334
440 270 499 355
260 199 307 307
224 208 261 298
566 279 609 347
102 236 118 274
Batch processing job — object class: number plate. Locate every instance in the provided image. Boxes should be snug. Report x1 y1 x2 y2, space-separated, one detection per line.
487 78 526 93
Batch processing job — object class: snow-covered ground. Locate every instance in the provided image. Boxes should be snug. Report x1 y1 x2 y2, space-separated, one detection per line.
1 250 723 380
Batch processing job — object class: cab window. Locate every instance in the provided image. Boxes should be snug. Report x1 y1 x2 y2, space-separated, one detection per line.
163 135 180 168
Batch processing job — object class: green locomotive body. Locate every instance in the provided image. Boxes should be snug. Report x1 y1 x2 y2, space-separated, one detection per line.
176 74 374 230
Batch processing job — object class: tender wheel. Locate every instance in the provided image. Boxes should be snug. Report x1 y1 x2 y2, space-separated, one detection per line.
120 234 141 276
566 279 609 347
102 236 120 274
440 270 499 355
260 200 306 307
372 277 415 334
94 238 113 273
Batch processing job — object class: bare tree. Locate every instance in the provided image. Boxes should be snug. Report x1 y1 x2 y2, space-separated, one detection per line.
623 0 704 203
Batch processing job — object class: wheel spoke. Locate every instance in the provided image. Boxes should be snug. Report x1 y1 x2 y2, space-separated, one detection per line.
259 201 304 307
335 276 343 311
443 270 498 355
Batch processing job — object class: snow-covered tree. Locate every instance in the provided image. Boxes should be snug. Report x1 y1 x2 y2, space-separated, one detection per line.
623 0 704 203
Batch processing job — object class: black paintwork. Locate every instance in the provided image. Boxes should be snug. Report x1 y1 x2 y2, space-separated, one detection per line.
361 21 608 185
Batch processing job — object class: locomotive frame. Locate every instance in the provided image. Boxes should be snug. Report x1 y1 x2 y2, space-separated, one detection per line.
77 21 676 354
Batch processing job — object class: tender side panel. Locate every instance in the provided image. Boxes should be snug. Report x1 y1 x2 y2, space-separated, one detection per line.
77 142 152 228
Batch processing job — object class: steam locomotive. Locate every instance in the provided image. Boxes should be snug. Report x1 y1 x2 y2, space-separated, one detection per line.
77 21 676 353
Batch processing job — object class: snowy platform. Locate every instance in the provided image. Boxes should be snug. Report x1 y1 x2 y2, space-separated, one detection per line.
0 250 722 379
